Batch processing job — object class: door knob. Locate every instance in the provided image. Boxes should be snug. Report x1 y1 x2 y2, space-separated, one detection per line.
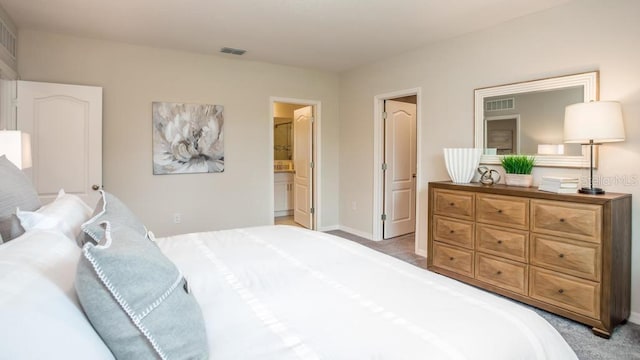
92 185 100 191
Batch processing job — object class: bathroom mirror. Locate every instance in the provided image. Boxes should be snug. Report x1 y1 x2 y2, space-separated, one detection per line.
474 71 598 168
274 118 293 160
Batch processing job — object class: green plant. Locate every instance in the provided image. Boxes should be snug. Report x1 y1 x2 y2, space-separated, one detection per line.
500 155 535 174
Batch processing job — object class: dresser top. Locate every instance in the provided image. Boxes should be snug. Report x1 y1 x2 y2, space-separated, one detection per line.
429 181 631 204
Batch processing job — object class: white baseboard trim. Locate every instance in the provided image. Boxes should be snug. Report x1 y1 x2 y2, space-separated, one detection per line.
416 248 427 257
317 224 339 232
336 225 374 241
628 311 640 325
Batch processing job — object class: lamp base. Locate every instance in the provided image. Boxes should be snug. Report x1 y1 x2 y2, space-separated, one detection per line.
579 187 605 195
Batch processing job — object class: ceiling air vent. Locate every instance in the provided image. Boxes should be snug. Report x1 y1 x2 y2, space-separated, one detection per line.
485 97 515 112
220 47 246 56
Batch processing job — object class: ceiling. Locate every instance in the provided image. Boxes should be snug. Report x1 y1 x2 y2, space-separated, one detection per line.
0 0 572 72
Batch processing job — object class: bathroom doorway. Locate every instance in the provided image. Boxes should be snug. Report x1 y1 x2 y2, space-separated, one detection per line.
271 98 320 230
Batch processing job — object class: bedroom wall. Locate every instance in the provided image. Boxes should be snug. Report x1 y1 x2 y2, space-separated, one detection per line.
16 30 341 235
339 0 640 321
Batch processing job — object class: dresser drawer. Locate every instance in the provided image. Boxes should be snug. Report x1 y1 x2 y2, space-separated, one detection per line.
476 194 529 230
476 253 528 295
531 200 602 243
433 189 474 220
531 234 601 281
476 223 528 262
530 267 600 319
432 242 474 278
433 216 474 249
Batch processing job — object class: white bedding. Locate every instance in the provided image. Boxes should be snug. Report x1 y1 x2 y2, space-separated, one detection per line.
157 225 577 360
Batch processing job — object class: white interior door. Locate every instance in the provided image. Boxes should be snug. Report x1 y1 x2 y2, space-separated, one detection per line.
383 100 416 239
293 106 313 229
17 81 103 205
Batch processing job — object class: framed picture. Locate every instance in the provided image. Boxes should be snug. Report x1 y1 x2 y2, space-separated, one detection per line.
152 101 224 174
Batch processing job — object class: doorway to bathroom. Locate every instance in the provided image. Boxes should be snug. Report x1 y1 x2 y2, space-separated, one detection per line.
271 98 320 230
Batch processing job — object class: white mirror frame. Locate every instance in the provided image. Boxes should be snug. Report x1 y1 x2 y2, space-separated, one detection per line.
474 71 599 168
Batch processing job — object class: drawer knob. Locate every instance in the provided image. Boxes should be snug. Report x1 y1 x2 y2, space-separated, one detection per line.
449 202 455 207
559 218 565 222
559 253 565 258
558 289 564 294
497 209 503 214
449 257 455 261
449 230 455 234
496 271 502 275
497 240 503 244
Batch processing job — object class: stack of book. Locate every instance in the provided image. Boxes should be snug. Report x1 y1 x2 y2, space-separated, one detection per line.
538 176 580 194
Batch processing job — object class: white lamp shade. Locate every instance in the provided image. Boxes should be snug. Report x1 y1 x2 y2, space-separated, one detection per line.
0 130 32 169
564 101 625 143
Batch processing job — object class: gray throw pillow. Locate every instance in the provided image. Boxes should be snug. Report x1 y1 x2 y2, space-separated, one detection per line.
76 222 208 360
0 214 25 243
0 155 41 241
79 190 146 246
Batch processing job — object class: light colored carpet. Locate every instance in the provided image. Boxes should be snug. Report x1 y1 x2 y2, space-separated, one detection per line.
327 230 640 360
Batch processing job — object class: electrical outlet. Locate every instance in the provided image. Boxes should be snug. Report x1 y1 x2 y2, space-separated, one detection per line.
173 213 181 224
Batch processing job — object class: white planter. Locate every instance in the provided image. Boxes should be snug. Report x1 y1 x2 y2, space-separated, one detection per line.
504 174 533 187
443 148 483 184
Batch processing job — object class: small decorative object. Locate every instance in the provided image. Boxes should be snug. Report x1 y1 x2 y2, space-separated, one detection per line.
443 148 483 183
152 102 224 175
477 166 501 185
500 155 535 187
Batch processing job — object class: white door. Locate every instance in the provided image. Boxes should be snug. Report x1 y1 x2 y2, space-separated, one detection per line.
383 100 416 239
293 106 313 229
17 81 102 205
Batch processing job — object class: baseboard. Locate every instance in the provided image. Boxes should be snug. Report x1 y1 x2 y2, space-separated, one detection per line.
628 311 640 325
317 224 339 232
336 225 374 241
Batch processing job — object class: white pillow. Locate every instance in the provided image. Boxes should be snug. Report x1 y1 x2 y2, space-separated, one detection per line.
17 189 93 242
0 228 114 359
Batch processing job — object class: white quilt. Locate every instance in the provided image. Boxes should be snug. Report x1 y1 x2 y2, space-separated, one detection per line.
157 225 577 360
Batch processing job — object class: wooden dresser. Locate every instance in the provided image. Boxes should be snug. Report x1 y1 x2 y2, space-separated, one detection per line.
427 181 631 338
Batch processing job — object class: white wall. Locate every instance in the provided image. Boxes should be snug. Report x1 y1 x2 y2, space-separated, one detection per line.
17 30 341 235
339 0 640 319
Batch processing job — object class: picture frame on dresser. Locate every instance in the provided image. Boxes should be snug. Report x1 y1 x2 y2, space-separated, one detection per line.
427 181 631 338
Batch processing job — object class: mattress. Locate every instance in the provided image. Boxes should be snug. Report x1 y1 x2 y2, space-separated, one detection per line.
157 225 577 360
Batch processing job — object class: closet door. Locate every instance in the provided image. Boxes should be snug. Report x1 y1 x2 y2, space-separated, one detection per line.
17 81 102 205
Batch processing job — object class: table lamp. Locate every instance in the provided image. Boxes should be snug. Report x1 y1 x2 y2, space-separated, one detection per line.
0 130 32 169
564 101 625 194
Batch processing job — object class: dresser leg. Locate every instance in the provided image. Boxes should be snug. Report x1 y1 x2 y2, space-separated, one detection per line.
591 327 611 339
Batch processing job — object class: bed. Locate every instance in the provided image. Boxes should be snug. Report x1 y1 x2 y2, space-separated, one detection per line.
0 155 578 359
158 225 577 360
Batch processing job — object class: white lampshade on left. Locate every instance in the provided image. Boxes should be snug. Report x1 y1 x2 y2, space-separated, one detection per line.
0 130 32 169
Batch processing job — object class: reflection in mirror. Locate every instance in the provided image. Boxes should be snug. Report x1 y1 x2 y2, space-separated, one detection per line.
484 87 584 156
274 118 293 160
474 71 598 168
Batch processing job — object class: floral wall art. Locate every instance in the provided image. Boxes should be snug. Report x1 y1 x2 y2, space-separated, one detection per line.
152 101 224 174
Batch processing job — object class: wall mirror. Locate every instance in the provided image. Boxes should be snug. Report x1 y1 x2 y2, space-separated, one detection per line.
474 71 598 168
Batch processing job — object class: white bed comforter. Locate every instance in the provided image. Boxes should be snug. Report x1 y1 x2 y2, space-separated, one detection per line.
157 225 577 360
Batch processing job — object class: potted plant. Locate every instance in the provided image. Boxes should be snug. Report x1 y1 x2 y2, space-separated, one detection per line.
500 155 535 187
